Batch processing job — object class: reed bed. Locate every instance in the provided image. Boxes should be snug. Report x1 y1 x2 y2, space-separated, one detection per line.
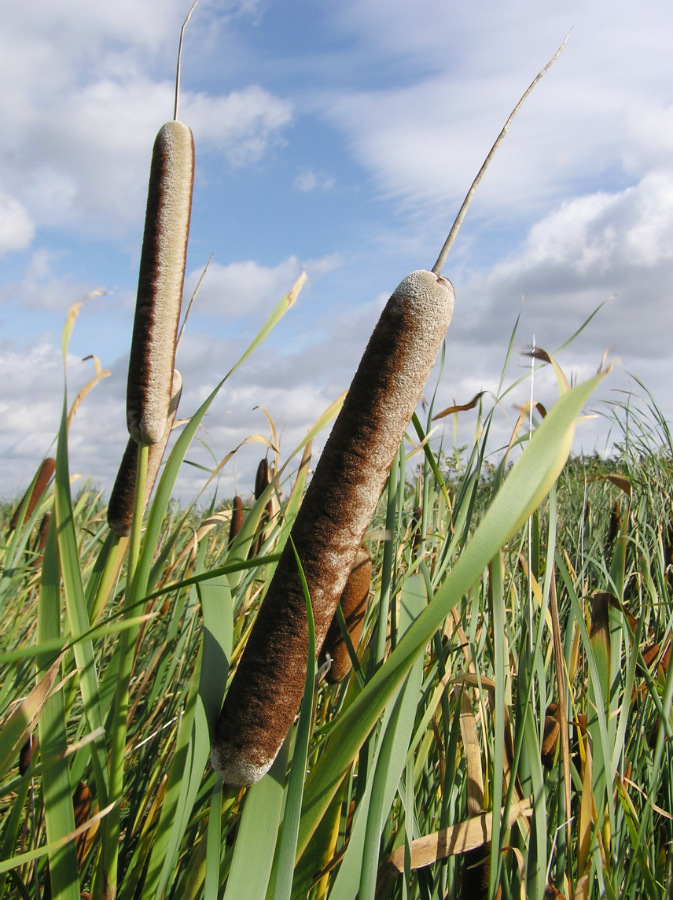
1 22 671 900
1 336 671 900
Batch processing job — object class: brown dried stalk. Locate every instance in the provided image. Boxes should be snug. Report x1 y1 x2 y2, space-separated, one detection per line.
212 269 454 786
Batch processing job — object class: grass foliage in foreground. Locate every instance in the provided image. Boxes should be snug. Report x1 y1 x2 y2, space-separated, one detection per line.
1 304 672 900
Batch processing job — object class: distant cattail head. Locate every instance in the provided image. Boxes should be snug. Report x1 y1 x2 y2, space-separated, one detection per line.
228 495 245 546
9 457 56 532
109 370 182 536
319 548 372 683
127 121 194 445
254 457 269 500
19 735 34 775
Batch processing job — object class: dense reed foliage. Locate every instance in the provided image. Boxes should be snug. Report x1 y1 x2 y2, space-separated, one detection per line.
1 312 670 899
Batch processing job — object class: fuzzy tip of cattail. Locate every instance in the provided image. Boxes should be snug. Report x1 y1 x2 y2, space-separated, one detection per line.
319 548 372 683
211 269 454 786
110 369 183 536
9 457 56 532
127 121 193 445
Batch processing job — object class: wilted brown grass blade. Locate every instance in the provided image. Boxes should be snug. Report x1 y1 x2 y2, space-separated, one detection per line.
378 798 532 875
432 391 486 421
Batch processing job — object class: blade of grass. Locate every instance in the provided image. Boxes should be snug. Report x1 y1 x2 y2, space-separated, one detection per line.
37 507 80 900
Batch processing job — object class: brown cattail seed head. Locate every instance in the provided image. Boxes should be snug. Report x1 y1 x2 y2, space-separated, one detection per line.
127 121 193 445
254 457 269 499
319 548 372 683
9 457 56 532
19 735 34 775
109 370 183 536
228 495 245 546
212 270 454 786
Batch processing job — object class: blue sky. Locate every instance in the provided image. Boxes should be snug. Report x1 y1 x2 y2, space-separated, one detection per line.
1 0 671 503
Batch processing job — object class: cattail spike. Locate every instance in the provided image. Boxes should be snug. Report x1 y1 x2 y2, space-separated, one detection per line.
110 370 183 536
319 548 372 683
212 269 454 785
127 121 193 445
228 495 245 547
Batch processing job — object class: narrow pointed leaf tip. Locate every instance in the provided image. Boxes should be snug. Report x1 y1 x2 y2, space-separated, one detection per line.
127 120 194 445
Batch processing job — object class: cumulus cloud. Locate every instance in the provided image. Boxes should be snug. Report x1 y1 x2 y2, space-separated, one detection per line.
0 250 98 312
0 192 35 253
463 171 673 360
185 87 293 165
184 256 303 317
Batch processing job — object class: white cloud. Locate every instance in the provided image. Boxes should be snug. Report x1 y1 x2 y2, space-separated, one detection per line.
0 250 96 312
0 192 35 253
294 169 335 192
475 172 673 348
184 256 303 317
185 87 293 165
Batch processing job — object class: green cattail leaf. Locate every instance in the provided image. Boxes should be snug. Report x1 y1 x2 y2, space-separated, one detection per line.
297 370 607 857
327 576 426 900
144 543 232 900
223 743 289 900
37 506 81 900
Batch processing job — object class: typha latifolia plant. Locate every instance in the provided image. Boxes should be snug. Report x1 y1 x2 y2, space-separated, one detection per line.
211 37 572 790
100 4 196 895
212 269 455 785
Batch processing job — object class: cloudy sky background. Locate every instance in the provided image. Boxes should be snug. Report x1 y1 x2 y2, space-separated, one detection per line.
1 0 671 504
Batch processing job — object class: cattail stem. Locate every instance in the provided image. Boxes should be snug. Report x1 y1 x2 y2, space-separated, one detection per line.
212 270 454 786
174 0 200 121
102 438 149 897
432 33 569 276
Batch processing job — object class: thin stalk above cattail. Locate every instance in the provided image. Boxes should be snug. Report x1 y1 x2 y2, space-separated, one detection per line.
212 269 454 786
126 121 194 445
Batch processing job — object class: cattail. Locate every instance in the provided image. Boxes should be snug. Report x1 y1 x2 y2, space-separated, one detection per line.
319 547 372 683
108 370 182 537
19 734 34 775
212 269 454 786
254 457 269 499
73 780 92 866
228 495 245 547
411 504 423 555
607 499 621 548
9 457 56 532
250 457 275 557
541 702 561 769
126 120 194 445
